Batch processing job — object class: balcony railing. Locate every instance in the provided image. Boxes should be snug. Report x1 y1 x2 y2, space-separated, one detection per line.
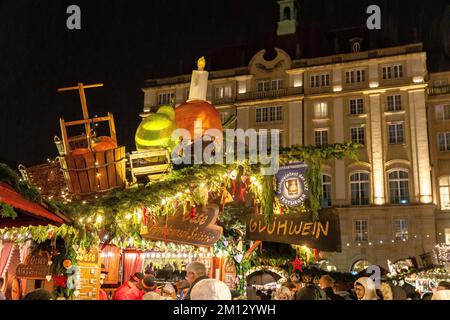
236 87 304 102
428 85 450 96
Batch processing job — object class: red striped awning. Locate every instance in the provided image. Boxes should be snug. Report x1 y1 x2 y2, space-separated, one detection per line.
0 183 70 228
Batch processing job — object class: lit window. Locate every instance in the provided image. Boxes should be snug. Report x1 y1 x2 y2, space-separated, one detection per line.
355 220 368 242
314 102 328 118
388 123 404 144
439 176 450 210
389 170 409 205
215 86 232 99
394 219 409 241
350 173 370 206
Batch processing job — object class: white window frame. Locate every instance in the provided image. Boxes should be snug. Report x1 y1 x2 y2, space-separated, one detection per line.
157 92 175 105
345 69 366 84
311 73 330 88
438 133 450 152
355 220 368 242
322 175 332 208
387 95 402 112
394 219 409 241
388 170 410 205
214 86 232 99
256 106 283 123
439 176 450 210
382 64 404 80
350 98 364 115
314 129 329 146
271 79 283 90
350 172 370 206
314 102 328 118
351 127 365 145
257 80 271 92
388 123 405 145
436 105 450 121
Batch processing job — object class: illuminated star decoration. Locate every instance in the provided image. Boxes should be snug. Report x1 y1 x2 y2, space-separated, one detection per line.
290 256 304 273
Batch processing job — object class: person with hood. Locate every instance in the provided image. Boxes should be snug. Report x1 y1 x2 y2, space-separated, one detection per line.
113 272 144 300
183 262 209 300
432 281 450 300
354 277 379 300
190 279 231 300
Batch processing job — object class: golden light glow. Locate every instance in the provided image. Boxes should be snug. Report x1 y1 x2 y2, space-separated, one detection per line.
197 56 206 71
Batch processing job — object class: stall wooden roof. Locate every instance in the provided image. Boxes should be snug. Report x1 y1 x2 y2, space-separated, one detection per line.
0 183 71 228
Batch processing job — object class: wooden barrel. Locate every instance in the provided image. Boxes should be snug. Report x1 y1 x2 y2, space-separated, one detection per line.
63 146 126 196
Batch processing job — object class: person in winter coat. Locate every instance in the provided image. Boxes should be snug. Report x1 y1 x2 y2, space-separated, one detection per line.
295 283 328 300
333 282 354 300
354 277 379 300
114 272 144 300
319 275 345 300
183 262 209 300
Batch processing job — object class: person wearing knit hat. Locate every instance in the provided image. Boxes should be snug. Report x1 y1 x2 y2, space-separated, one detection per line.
190 279 232 300
114 272 144 300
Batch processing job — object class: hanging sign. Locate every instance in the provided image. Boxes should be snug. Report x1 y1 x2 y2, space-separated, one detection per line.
141 204 222 247
276 162 309 207
245 209 341 252
16 251 50 279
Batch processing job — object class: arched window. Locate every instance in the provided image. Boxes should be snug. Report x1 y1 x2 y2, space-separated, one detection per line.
388 170 409 204
318 260 337 272
439 176 450 210
283 6 291 20
350 172 370 205
322 175 332 207
351 259 371 273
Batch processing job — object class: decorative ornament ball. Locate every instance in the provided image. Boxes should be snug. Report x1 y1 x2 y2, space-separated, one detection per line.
63 259 72 269
175 100 222 140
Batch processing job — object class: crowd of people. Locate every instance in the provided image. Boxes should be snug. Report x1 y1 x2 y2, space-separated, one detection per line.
1 262 449 300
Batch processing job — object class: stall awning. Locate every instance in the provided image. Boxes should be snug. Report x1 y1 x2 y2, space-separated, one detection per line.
0 183 70 228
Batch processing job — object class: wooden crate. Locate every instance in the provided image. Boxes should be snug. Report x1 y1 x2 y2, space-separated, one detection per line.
63 147 126 196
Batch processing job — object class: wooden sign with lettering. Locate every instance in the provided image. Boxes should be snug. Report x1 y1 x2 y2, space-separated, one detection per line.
141 204 222 247
16 251 50 279
76 248 101 300
246 209 341 252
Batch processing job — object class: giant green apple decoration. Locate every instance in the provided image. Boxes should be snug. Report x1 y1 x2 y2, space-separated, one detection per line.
135 105 177 151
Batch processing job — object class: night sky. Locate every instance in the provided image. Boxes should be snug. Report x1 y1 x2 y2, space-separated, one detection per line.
0 0 449 167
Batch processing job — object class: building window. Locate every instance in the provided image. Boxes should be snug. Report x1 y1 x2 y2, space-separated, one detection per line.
394 219 409 241
315 129 328 146
438 133 450 152
355 220 368 242
351 127 365 145
436 105 450 121
314 102 328 118
382 64 403 80
387 95 402 112
389 170 409 205
256 106 282 123
258 131 282 149
271 79 283 90
322 175 332 208
157 92 175 105
311 73 330 88
345 69 366 84
350 98 364 115
258 80 283 92
350 172 370 206
439 176 450 210
446 228 450 245
435 79 448 87
388 123 404 145
214 86 232 99
220 111 230 124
